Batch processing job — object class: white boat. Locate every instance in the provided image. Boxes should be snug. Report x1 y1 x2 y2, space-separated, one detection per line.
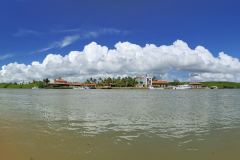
73 86 90 90
149 86 164 90
73 87 85 90
32 86 39 89
173 84 191 90
210 86 218 89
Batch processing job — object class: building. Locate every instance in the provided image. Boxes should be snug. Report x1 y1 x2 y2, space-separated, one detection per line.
152 80 168 88
48 77 96 88
136 75 152 88
189 82 202 89
54 77 68 85
48 77 69 87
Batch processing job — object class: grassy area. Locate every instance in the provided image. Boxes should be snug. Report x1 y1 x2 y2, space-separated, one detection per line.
0 81 44 89
201 81 240 89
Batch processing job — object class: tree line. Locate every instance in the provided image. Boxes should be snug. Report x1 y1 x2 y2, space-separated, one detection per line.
85 76 138 87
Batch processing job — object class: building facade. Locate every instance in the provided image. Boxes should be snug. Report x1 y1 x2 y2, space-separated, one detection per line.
152 80 168 88
48 77 96 88
136 75 152 88
189 82 202 89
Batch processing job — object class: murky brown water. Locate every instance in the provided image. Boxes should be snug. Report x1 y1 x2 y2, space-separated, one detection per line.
1 89 240 160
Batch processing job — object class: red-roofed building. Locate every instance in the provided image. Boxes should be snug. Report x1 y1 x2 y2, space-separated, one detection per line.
54 77 68 84
48 77 96 88
152 80 169 88
189 82 202 89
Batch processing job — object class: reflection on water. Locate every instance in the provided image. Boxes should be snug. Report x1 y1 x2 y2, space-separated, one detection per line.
1 89 240 160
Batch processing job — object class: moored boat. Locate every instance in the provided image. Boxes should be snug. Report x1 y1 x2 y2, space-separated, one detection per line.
173 84 191 90
149 86 164 90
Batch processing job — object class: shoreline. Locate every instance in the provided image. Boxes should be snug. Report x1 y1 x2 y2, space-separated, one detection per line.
1 81 240 89
0 87 240 90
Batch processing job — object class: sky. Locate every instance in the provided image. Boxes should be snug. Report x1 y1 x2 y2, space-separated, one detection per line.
0 0 240 82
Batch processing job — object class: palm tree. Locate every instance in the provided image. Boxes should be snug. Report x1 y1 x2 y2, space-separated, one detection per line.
43 78 50 87
89 77 93 83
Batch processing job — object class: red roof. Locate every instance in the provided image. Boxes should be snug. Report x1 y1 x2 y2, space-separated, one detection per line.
69 82 96 86
152 80 168 84
50 78 96 87
54 78 68 83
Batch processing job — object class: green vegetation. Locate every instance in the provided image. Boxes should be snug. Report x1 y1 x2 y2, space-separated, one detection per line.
1 78 240 89
201 81 240 89
85 76 138 87
168 79 187 86
0 81 44 89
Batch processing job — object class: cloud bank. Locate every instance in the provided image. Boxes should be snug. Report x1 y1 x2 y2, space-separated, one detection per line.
0 40 240 83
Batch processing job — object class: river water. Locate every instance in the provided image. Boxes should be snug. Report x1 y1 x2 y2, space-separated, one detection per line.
0 89 240 160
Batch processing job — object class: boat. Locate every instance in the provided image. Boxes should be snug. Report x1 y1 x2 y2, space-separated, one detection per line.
210 86 218 89
73 87 85 90
73 86 90 90
84 86 90 90
32 86 39 89
173 84 191 90
100 86 112 89
149 86 164 90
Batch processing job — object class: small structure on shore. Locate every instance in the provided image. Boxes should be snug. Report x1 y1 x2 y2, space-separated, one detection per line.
189 82 203 89
48 77 69 88
152 80 168 88
54 77 68 85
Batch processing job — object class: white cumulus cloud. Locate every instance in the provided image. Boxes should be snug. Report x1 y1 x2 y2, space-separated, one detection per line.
0 40 240 83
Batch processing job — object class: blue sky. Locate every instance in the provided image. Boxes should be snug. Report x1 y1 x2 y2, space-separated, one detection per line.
1 0 240 65
0 0 240 82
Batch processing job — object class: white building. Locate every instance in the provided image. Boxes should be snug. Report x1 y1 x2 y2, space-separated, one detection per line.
136 75 152 88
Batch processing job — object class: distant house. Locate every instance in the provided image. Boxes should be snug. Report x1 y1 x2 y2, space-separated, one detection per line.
47 77 69 87
152 80 168 88
136 75 152 88
189 82 202 89
54 77 68 85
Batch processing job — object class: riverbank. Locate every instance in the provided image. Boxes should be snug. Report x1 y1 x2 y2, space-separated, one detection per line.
0 82 41 89
201 82 240 89
0 81 240 89
1 81 240 89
